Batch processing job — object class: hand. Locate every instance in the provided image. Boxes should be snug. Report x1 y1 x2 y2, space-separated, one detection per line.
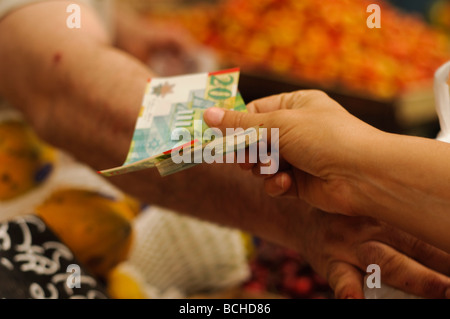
204 90 379 216
295 206 450 299
204 90 450 254
115 7 200 75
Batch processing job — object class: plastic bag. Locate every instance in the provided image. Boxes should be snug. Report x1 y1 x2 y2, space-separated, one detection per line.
435 61 450 142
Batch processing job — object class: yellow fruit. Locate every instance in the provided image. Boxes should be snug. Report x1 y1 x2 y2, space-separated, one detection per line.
0 153 36 200
0 121 54 200
114 195 142 221
107 266 147 299
36 189 135 278
241 232 255 261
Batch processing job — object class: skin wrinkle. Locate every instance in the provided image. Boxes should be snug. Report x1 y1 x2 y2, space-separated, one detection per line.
2 1 450 299
357 160 447 233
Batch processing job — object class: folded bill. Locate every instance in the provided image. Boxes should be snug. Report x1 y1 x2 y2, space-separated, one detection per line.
155 125 263 176
98 68 255 177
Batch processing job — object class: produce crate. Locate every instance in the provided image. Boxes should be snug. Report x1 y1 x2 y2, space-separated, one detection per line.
239 72 439 137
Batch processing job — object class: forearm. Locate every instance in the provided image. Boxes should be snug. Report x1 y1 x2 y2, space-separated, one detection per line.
0 1 147 167
0 1 303 249
351 131 450 252
110 164 306 249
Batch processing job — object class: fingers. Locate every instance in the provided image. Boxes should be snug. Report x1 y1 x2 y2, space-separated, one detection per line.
203 107 283 167
246 93 292 113
375 223 450 277
203 107 269 133
326 261 365 299
204 90 332 129
403 241 450 277
264 172 291 197
290 90 331 109
355 241 450 299
264 171 299 198
246 90 330 114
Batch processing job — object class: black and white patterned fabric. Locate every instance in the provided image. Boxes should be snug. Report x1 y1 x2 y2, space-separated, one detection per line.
0 215 108 299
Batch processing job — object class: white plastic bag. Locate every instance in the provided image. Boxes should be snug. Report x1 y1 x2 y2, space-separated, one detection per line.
434 61 450 142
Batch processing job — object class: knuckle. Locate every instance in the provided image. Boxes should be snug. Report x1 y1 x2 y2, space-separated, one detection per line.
356 241 385 266
224 111 243 129
326 261 341 285
303 89 329 100
245 101 256 113
233 112 244 129
406 237 429 258
356 241 402 279
326 261 347 289
378 253 402 280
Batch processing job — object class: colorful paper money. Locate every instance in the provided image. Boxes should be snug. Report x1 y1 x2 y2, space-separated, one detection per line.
99 68 252 177
155 125 263 176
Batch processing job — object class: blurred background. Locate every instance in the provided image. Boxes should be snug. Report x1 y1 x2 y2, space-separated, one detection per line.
1 0 449 299
126 0 450 137
118 0 450 299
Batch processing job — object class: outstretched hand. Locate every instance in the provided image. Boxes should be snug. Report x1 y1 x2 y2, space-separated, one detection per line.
204 90 380 216
296 206 450 299
115 6 200 76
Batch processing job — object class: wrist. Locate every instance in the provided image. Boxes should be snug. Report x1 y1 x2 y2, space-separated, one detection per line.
345 130 413 218
331 126 388 217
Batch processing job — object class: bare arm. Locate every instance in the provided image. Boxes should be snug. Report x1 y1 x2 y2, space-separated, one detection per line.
204 90 450 253
1 2 450 299
353 131 450 253
0 0 294 248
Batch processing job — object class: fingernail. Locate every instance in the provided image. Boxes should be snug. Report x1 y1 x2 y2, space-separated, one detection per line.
275 174 285 189
268 176 285 197
204 107 225 126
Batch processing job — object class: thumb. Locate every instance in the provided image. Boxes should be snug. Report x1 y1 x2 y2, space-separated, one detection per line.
203 107 270 133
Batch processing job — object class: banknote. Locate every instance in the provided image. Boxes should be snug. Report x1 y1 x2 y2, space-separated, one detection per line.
99 68 249 177
155 125 263 176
